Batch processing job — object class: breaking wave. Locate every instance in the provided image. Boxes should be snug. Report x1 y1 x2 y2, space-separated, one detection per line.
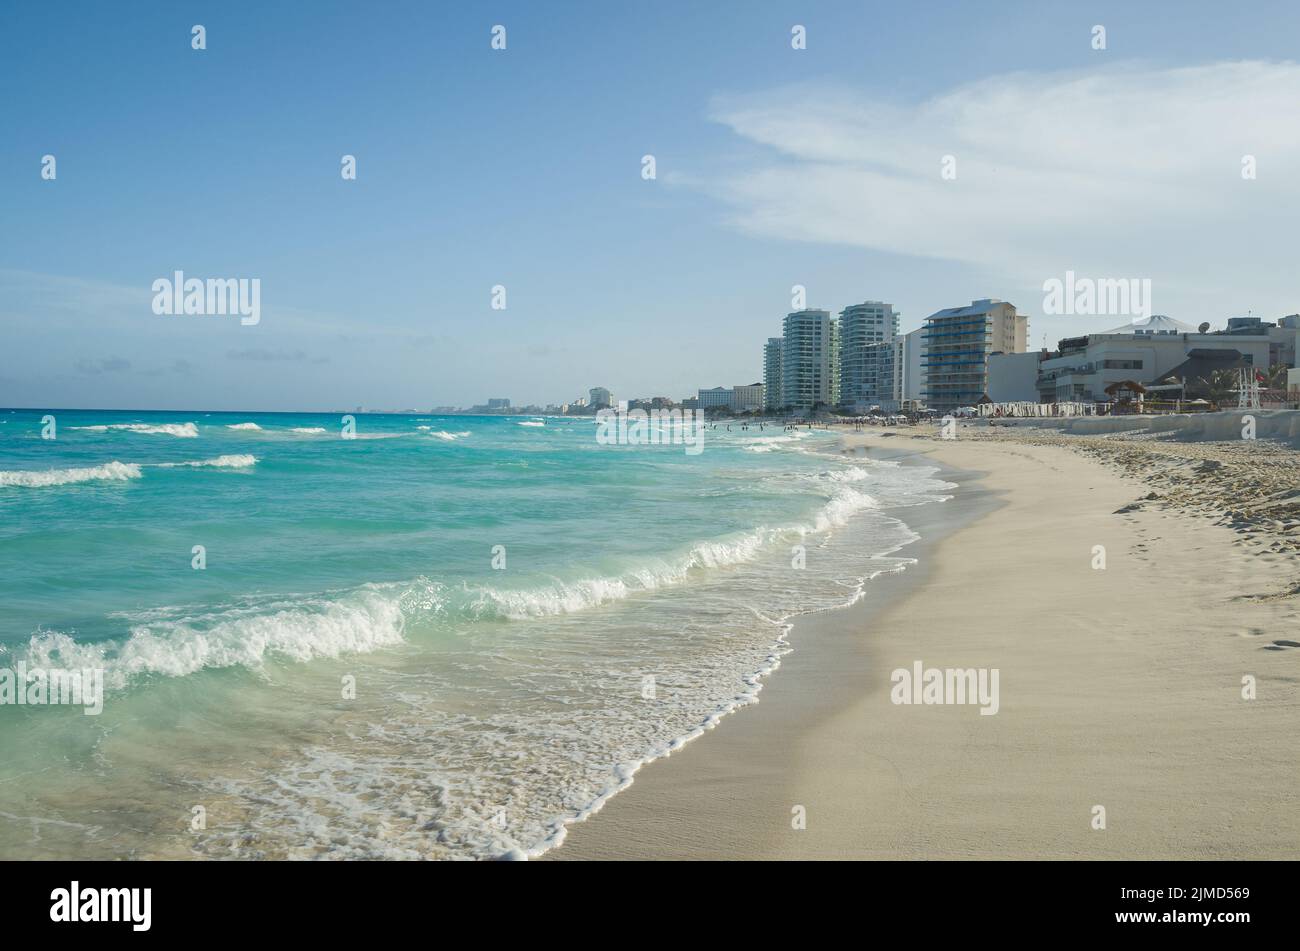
0 461 143 487
70 423 199 438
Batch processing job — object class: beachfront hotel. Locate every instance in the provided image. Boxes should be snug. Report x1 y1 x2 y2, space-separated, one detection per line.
762 305 923 414
731 382 764 413
697 386 733 410
922 299 1028 412
838 301 900 413
900 328 926 402
763 337 783 411
696 383 766 413
781 309 836 412
1033 314 1300 402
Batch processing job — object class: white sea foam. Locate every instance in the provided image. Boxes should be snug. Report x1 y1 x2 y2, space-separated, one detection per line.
516 421 545 427
190 480 921 861
226 422 262 430
156 454 257 469
743 436 799 452
22 588 407 690
2 455 256 488
70 422 199 438
815 466 872 482
289 427 326 434
0 461 143 487
417 428 471 440
459 486 876 619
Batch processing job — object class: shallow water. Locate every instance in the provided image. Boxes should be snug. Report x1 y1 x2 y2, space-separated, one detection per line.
0 409 951 859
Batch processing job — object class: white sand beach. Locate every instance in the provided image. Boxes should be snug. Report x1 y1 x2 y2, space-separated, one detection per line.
549 429 1300 859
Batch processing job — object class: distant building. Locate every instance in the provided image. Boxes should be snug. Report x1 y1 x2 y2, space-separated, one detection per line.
829 317 841 406
627 396 676 411
879 337 907 411
486 398 511 409
763 337 784 411
680 397 700 410
902 329 926 402
781 309 836 412
1036 316 1298 402
838 301 899 411
589 387 613 409
698 386 733 410
922 299 1028 412
731 383 764 413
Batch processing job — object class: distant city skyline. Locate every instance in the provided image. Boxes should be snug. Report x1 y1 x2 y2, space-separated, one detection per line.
5 1 1300 411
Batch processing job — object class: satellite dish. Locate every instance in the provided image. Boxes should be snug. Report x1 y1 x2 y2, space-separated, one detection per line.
1198 322 1210 334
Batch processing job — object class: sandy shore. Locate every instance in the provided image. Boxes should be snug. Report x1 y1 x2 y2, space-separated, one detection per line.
547 429 1300 859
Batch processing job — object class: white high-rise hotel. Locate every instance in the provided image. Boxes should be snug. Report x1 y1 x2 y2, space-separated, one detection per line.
839 301 900 412
763 337 783 411
780 309 836 412
762 297 1026 413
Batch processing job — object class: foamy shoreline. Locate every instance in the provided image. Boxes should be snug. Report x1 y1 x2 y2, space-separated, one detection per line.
548 428 1300 859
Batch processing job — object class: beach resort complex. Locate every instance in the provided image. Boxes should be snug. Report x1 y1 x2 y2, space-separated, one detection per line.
2 1 1295 935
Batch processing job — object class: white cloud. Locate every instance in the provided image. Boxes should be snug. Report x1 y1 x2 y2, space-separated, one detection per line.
701 61 1300 312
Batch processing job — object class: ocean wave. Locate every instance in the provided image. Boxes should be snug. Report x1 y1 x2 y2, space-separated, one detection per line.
1 455 256 488
21 588 407 691
156 454 257 469
516 421 545 427
417 428 471 440
0 461 143 487
289 427 326 434
815 466 871 482
70 422 199 438
226 422 262 430
11 485 877 688
434 486 876 620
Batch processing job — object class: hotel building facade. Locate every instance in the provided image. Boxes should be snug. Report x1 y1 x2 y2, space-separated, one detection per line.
763 337 784 411
922 299 1028 412
1035 315 1299 402
781 309 836 412
838 301 900 412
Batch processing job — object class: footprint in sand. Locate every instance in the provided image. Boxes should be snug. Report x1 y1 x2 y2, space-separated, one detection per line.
1263 640 1300 651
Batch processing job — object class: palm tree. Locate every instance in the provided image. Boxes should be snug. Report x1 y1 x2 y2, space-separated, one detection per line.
1264 364 1289 390
1193 368 1239 404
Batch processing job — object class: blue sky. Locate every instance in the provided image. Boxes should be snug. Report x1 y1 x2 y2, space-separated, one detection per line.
3 0 1300 410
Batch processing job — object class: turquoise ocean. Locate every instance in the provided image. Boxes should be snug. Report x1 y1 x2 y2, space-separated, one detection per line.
0 408 952 859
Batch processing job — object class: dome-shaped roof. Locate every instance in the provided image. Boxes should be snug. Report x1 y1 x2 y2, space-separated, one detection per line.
1103 314 1198 334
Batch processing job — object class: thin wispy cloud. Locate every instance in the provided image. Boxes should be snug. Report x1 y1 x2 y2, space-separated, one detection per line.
702 61 1300 309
